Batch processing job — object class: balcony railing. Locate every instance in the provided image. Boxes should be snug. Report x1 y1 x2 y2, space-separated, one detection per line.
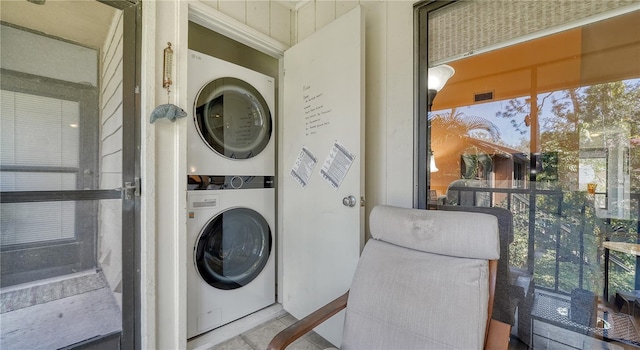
443 185 640 297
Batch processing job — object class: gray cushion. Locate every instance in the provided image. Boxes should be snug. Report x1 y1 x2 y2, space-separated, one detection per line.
369 205 499 260
342 240 490 349
440 205 516 325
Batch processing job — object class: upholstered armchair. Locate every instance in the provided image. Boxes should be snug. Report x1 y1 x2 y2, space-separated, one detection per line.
268 205 510 350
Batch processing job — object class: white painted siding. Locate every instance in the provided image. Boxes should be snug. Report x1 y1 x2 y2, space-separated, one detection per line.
270 2 292 45
295 3 314 42
247 1 271 34
196 0 292 45
98 11 124 309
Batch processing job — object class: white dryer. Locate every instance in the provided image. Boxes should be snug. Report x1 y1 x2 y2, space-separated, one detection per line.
186 179 275 339
187 49 275 176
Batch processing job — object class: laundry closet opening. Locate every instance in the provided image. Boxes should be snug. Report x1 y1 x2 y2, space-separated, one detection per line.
186 21 279 339
189 22 279 85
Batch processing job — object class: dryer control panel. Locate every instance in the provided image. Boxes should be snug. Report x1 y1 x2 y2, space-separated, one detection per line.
187 175 274 190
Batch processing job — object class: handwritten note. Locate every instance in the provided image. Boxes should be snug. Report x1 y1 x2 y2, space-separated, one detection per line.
303 84 332 137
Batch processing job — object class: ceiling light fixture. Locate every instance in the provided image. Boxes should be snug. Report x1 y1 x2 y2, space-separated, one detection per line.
427 64 455 111
427 64 455 174
429 150 439 173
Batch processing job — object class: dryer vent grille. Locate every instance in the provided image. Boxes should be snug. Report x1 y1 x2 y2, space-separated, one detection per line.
474 91 494 102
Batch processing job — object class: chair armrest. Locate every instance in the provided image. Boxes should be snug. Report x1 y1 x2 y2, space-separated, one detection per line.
267 292 349 350
484 260 498 345
484 319 511 350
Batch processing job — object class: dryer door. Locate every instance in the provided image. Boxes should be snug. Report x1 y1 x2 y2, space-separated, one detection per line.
195 207 272 290
194 77 272 159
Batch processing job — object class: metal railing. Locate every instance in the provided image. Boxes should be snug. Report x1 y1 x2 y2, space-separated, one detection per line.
444 185 640 296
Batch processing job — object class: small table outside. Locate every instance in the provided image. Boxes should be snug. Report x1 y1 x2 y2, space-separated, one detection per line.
530 292 640 348
602 242 640 303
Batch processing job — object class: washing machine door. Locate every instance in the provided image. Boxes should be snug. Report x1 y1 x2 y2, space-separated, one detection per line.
194 77 272 160
195 208 272 290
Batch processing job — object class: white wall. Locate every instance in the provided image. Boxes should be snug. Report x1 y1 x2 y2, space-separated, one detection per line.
195 0 292 46
145 1 414 348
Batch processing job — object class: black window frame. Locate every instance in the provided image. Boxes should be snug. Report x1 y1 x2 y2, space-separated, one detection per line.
413 0 459 209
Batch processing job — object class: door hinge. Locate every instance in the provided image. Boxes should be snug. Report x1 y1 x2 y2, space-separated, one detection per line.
122 178 141 199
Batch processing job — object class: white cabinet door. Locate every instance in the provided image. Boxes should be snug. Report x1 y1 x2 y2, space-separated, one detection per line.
282 6 365 347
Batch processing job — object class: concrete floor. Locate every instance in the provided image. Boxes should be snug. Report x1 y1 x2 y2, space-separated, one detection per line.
208 314 636 350
208 312 335 350
0 272 121 350
206 313 538 350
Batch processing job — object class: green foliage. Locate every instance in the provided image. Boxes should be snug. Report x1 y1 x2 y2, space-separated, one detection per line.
497 80 640 296
430 108 501 144
509 211 530 269
495 81 640 191
504 190 637 296
609 267 636 298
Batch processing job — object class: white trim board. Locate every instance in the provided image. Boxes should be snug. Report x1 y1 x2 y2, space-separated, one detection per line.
188 1 289 59
274 0 312 11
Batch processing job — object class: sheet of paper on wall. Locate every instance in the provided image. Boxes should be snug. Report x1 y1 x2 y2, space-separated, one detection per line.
320 141 355 190
290 146 318 188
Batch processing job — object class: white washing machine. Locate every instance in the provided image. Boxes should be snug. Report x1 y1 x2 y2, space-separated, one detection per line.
187 180 275 339
187 49 276 176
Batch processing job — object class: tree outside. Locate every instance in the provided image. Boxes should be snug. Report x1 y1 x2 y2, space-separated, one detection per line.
430 79 639 297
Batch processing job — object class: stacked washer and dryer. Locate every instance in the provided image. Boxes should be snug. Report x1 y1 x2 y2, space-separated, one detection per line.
186 49 276 339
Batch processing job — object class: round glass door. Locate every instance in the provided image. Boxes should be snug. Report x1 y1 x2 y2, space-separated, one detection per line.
195 208 272 290
194 77 272 160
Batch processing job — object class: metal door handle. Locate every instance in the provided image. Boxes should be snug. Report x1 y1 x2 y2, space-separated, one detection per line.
342 195 357 207
120 178 141 199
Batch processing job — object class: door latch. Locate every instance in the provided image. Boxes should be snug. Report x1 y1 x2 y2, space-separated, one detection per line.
122 178 141 199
